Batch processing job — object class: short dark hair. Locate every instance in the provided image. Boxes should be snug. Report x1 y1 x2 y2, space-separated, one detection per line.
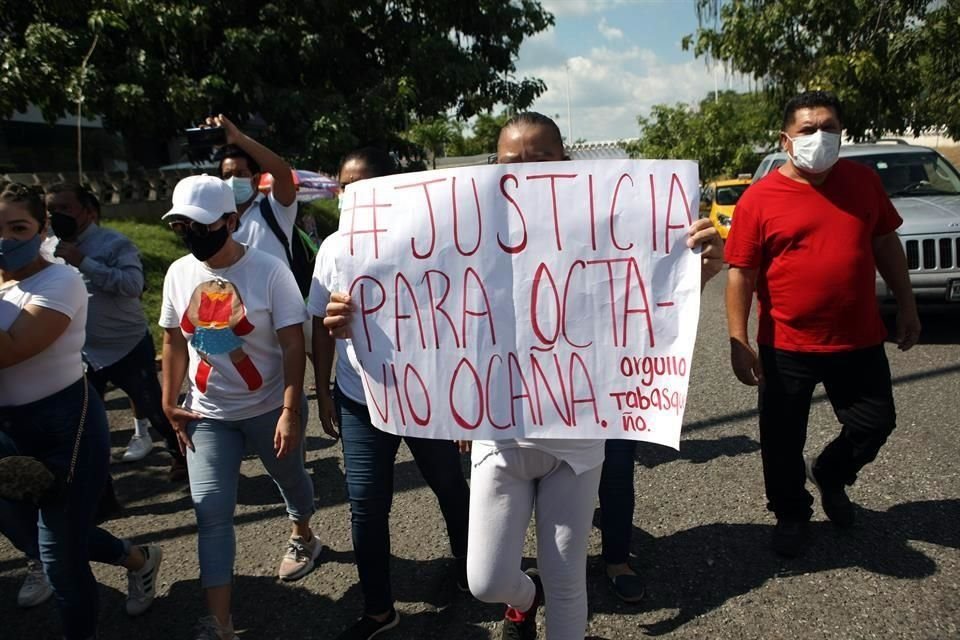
46 182 101 216
339 147 397 179
1 183 46 226
782 90 844 130
217 144 262 178
502 111 564 148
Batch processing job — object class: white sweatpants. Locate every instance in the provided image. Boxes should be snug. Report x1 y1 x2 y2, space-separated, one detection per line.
467 446 602 640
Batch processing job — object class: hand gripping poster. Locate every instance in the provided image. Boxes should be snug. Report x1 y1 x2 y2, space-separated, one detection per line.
335 159 701 449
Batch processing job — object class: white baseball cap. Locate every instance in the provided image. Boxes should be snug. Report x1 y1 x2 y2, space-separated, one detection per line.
163 174 237 224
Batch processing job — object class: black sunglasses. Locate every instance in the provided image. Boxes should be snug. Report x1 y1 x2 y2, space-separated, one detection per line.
168 213 233 238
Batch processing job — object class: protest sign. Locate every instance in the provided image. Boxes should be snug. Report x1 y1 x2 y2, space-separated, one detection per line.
335 159 700 448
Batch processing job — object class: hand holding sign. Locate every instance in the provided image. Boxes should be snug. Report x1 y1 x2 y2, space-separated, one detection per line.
324 291 354 339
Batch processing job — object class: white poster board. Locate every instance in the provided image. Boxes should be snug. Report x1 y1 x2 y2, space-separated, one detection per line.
335 159 701 449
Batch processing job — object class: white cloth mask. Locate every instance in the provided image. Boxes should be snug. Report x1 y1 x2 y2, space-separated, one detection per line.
783 130 841 173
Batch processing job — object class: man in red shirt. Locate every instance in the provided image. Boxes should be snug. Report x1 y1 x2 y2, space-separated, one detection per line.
725 90 921 558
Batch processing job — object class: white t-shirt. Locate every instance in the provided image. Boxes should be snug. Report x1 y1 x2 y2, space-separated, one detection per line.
233 191 299 266
159 246 307 420
307 233 366 403
0 263 87 406
308 234 605 473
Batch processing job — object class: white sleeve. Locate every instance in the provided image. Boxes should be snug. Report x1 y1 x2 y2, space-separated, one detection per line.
268 191 299 236
306 236 338 318
270 261 309 330
158 262 182 329
28 267 86 319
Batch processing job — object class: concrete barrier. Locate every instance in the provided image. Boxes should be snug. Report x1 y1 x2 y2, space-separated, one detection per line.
0 168 210 220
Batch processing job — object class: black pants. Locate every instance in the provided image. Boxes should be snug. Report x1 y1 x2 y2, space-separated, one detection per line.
758 344 897 522
87 332 184 463
598 439 638 565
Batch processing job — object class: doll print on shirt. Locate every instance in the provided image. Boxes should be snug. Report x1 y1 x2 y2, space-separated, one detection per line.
179 278 263 393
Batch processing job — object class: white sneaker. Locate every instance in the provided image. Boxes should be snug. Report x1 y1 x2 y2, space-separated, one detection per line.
126 545 162 616
277 534 324 581
121 434 154 462
17 559 53 608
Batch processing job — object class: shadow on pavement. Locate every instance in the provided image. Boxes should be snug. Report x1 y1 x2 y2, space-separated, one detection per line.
587 499 959 636
636 434 761 469
0 553 503 640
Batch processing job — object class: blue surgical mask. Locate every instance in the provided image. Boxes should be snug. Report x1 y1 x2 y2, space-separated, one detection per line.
0 234 42 272
225 177 255 204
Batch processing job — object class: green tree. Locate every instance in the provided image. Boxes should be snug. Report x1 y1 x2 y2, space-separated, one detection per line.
626 91 777 180
0 1 554 170
406 115 460 169
684 0 960 140
448 110 510 157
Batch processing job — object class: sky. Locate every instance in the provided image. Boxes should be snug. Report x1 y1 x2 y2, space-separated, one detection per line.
514 0 749 142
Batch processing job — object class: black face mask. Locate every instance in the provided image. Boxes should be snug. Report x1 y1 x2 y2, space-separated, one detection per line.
49 212 79 239
182 224 229 262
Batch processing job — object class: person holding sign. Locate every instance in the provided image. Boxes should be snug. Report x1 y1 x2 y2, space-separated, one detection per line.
725 91 920 558
159 175 320 640
310 148 471 640
322 114 724 640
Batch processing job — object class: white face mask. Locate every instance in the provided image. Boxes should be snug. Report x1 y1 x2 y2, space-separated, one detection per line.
225 176 255 204
783 130 841 174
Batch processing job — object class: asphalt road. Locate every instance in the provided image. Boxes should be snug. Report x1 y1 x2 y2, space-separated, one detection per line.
2 273 958 639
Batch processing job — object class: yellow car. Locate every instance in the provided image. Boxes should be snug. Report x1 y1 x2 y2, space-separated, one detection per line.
699 178 752 239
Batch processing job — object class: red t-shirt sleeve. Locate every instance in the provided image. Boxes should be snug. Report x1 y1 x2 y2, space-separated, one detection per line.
870 170 903 236
724 192 763 269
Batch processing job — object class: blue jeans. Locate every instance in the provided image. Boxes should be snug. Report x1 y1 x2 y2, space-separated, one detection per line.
87 331 183 462
0 379 124 640
598 439 638 565
186 398 313 588
335 386 470 615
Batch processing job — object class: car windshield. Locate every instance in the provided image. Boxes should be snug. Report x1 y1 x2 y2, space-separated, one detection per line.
849 152 960 197
715 184 749 206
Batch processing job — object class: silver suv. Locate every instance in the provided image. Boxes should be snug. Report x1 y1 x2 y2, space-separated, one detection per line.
752 142 960 303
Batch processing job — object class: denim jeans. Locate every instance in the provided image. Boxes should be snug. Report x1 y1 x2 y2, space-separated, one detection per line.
0 378 124 640
758 345 897 522
87 331 183 462
185 397 313 588
598 439 638 565
335 387 470 615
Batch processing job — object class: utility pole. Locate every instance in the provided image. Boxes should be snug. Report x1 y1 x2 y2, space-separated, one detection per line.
565 62 573 142
76 33 100 181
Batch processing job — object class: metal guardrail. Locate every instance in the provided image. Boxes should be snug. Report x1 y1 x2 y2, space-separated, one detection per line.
0 168 211 205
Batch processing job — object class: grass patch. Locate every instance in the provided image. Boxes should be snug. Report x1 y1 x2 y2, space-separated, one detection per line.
302 198 340 239
103 218 187 349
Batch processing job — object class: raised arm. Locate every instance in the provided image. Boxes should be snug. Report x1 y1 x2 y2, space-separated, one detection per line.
214 114 296 207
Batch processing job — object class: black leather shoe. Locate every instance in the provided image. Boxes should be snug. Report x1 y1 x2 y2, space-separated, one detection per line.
608 570 646 603
806 455 855 528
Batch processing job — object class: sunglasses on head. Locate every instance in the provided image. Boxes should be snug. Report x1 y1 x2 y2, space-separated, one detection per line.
168 213 233 238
